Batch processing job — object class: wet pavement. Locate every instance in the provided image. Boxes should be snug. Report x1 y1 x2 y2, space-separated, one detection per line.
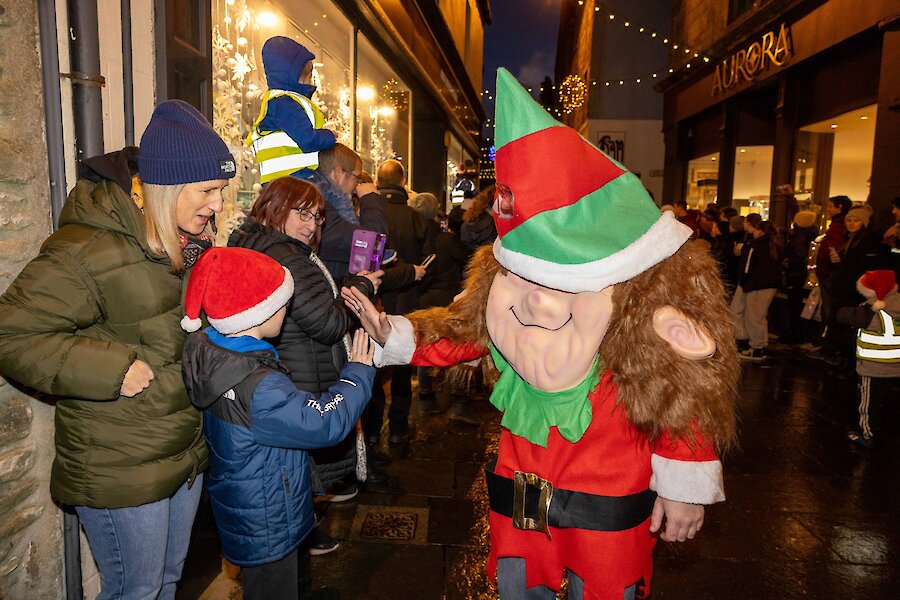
177 343 900 600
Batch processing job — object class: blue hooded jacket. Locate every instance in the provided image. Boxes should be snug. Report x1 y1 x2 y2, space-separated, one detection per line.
259 36 336 156
181 327 374 567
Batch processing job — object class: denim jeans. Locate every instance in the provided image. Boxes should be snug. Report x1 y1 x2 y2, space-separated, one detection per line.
75 475 204 600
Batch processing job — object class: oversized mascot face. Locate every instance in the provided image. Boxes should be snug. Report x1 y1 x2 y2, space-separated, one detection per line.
485 269 615 393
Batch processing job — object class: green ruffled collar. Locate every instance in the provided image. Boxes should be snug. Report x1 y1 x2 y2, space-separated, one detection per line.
489 344 599 447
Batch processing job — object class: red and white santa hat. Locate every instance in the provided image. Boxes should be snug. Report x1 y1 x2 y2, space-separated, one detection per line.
856 270 898 312
181 247 294 334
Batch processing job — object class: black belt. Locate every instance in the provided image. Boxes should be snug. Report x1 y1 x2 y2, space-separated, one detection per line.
485 459 656 539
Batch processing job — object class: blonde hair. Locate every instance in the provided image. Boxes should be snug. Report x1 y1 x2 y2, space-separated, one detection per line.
142 182 187 273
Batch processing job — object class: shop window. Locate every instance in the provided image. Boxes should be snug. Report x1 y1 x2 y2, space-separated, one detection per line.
357 34 411 176
733 145 773 219
795 105 876 214
211 0 353 239
685 153 719 210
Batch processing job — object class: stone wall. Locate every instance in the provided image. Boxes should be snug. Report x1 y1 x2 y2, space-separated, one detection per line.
0 1 64 599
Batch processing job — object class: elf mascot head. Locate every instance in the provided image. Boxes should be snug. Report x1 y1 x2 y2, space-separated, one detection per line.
413 69 738 447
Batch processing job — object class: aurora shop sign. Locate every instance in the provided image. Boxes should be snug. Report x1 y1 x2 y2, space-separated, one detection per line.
712 23 793 96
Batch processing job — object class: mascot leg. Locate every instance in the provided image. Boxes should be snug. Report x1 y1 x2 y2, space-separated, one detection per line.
496 558 556 599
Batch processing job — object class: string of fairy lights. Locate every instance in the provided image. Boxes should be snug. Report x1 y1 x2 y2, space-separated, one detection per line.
481 0 715 123
580 0 710 88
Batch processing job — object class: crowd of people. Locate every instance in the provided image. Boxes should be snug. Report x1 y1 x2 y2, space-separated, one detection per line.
666 192 900 451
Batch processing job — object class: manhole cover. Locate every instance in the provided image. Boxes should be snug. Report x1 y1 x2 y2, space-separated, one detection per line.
361 511 418 540
351 505 429 544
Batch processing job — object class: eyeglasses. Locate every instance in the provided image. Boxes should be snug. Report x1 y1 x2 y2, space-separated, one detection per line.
294 208 325 225
341 168 362 182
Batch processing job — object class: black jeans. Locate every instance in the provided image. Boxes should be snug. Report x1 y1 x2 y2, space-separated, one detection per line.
363 367 413 438
241 538 312 600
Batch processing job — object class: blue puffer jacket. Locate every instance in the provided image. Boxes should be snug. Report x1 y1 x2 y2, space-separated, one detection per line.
181 328 375 567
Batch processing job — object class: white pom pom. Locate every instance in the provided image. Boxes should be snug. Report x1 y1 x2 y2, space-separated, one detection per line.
181 316 202 332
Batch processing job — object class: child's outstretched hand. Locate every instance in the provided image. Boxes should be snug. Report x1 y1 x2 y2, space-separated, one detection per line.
349 329 374 366
649 497 704 542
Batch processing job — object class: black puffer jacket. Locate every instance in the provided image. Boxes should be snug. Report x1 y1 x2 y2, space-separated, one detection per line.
228 219 353 394
737 233 783 292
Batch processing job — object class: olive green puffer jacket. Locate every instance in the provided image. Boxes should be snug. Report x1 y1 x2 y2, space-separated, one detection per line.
0 151 207 508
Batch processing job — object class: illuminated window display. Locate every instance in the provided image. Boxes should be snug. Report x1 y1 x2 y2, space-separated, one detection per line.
357 34 411 175
211 0 411 239
685 153 719 209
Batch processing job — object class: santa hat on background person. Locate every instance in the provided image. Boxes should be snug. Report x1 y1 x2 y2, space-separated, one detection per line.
856 270 898 311
490 68 691 293
181 247 294 334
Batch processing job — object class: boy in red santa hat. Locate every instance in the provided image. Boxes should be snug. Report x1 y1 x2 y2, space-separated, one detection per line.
180 246 375 599
838 270 900 449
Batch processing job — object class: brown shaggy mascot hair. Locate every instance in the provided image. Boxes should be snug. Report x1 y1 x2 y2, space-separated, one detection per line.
407 242 738 452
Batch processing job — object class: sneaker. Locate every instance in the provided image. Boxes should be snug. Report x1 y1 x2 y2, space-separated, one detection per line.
736 339 750 353
739 348 766 362
388 430 412 445
367 447 392 467
419 397 445 415
325 479 358 502
388 424 414 445
847 430 874 449
447 403 481 426
308 529 341 556
366 467 388 484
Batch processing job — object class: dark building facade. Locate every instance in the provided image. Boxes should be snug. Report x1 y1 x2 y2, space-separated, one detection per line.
657 0 900 232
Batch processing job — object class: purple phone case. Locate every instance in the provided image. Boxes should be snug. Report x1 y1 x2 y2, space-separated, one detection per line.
349 229 386 274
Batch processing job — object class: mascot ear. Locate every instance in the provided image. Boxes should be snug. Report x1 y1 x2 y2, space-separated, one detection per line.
652 305 716 360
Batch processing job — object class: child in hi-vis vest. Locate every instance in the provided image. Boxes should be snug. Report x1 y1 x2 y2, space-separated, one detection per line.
248 37 336 185
838 270 900 449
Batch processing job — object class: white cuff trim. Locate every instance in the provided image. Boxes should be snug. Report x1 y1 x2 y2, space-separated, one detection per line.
373 315 416 367
649 454 725 505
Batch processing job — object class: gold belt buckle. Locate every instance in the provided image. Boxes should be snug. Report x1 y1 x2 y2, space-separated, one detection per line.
512 471 553 540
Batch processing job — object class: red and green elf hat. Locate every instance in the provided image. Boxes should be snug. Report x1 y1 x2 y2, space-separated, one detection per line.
491 68 692 293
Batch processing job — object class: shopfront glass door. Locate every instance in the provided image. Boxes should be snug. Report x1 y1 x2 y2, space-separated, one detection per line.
733 145 773 218
685 153 719 210
794 104 876 214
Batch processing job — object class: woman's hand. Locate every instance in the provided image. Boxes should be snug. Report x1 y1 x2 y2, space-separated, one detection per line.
120 359 154 397
342 286 392 344
349 329 374 366
357 269 384 294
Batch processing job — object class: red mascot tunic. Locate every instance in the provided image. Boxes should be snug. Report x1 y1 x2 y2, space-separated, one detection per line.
410 339 719 600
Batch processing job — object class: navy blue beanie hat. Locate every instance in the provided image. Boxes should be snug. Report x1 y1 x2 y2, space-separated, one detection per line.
139 100 236 185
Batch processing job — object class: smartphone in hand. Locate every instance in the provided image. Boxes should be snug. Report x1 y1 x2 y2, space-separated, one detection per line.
349 230 387 274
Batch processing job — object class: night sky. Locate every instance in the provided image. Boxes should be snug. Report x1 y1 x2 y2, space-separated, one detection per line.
481 0 562 135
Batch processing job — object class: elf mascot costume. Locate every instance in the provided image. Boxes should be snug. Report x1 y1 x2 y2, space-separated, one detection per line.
346 69 739 600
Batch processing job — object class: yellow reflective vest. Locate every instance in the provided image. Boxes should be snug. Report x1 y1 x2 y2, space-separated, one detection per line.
856 309 900 363
246 90 326 183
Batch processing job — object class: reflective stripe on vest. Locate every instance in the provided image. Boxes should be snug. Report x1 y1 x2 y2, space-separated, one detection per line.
856 310 900 363
247 90 324 183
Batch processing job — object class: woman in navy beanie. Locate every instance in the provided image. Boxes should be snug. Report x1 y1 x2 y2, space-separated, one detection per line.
0 99 233 599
